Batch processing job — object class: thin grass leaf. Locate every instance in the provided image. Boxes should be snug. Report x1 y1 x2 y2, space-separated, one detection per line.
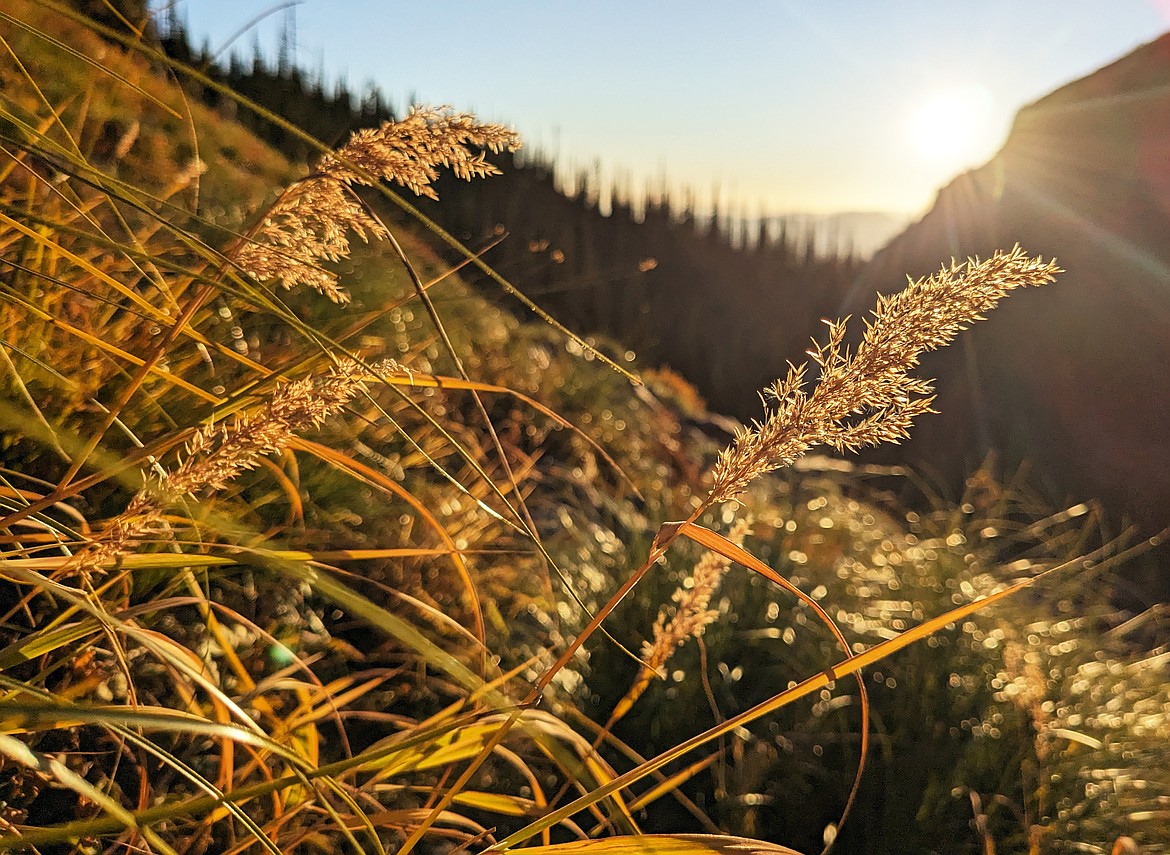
0 545 463 573
625 754 721 814
0 278 217 401
0 673 284 855
0 702 296 759
0 619 97 669
0 9 181 117
250 549 488 697
0 708 495 849
0 205 181 325
452 791 538 817
0 732 183 855
673 521 869 841
504 834 806 855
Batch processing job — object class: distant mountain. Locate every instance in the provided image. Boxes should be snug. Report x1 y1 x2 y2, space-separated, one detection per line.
850 33 1170 602
773 210 912 259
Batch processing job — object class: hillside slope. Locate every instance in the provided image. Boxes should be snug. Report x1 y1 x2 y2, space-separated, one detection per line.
851 34 1170 600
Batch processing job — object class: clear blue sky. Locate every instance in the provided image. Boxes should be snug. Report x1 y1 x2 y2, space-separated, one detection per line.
169 1 1170 216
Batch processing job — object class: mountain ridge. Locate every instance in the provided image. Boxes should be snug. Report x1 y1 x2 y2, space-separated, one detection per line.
851 30 1170 601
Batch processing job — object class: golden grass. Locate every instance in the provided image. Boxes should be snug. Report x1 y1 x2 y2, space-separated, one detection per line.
236 108 521 303
0 6 1165 855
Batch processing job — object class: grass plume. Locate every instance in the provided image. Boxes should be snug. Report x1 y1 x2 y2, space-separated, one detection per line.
69 361 372 581
709 246 1061 504
642 517 754 678
236 106 520 303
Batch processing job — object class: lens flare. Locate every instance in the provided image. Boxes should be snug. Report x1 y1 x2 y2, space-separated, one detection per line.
909 84 996 166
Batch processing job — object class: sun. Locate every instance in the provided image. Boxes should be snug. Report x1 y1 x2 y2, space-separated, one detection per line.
908 85 995 166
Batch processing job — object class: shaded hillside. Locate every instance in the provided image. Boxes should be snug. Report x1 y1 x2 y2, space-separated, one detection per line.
420 161 861 416
850 34 1170 601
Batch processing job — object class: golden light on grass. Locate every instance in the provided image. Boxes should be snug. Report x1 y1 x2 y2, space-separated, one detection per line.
4 7 1168 854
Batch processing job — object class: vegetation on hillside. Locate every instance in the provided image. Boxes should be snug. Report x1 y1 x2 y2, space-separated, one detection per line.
0 5 1166 855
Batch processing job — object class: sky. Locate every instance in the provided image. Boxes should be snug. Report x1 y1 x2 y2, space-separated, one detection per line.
169 1 1170 217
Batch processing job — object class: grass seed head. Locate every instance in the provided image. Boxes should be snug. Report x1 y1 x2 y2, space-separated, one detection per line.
707 246 1061 504
236 107 521 303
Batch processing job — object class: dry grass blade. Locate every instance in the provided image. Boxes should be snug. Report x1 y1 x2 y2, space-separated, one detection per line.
290 436 488 653
504 834 806 855
639 519 752 689
674 522 869 850
0 546 464 574
624 754 722 814
584 518 751 792
254 551 488 697
452 791 542 818
0 733 184 855
0 10 181 118
57 363 368 582
0 279 217 402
